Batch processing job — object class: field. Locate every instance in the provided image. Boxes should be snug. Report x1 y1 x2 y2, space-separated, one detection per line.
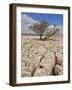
21 35 63 77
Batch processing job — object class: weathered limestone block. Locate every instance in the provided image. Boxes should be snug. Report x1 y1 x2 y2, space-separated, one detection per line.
21 61 35 75
54 64 63 75
21 56 29 62
58 49 63 54
23 44 32 51
33 66 48 76
21 47 46 76
21 70 31 77
30 45 46 55
56 52 63 65
51 47 58 52
34 50 55 76
32 56 42 68
21 35 63 77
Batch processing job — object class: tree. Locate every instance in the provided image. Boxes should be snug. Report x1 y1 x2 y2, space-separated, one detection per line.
30 21 48 40
44 24 59 40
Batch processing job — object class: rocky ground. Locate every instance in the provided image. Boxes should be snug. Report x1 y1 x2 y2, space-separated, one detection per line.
21 35 63 77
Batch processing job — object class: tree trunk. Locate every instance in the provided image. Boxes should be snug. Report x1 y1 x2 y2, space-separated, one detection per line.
40 34 42 40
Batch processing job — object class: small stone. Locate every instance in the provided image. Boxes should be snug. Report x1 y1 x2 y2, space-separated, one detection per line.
54 64 63 75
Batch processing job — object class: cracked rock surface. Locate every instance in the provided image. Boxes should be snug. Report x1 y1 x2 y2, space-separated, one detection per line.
21 35 63 77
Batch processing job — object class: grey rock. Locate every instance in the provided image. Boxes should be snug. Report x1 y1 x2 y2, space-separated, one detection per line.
21 61 35 74
21 70 31 77
34 50 55 76
21 35 63 77
56 52 63 65
54 64 63 75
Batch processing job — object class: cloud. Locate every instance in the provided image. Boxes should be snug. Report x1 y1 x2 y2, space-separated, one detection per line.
21 14 38 34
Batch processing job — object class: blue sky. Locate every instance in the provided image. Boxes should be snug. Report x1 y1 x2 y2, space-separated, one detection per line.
22 12 63 27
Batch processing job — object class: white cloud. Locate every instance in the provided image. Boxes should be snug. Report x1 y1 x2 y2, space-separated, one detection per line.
21 14 39 34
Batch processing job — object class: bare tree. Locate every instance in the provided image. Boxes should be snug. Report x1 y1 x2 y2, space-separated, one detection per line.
30 21 48 40
44 24 59 40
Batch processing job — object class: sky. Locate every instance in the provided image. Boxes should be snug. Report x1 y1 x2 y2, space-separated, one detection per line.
22 12 63 27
